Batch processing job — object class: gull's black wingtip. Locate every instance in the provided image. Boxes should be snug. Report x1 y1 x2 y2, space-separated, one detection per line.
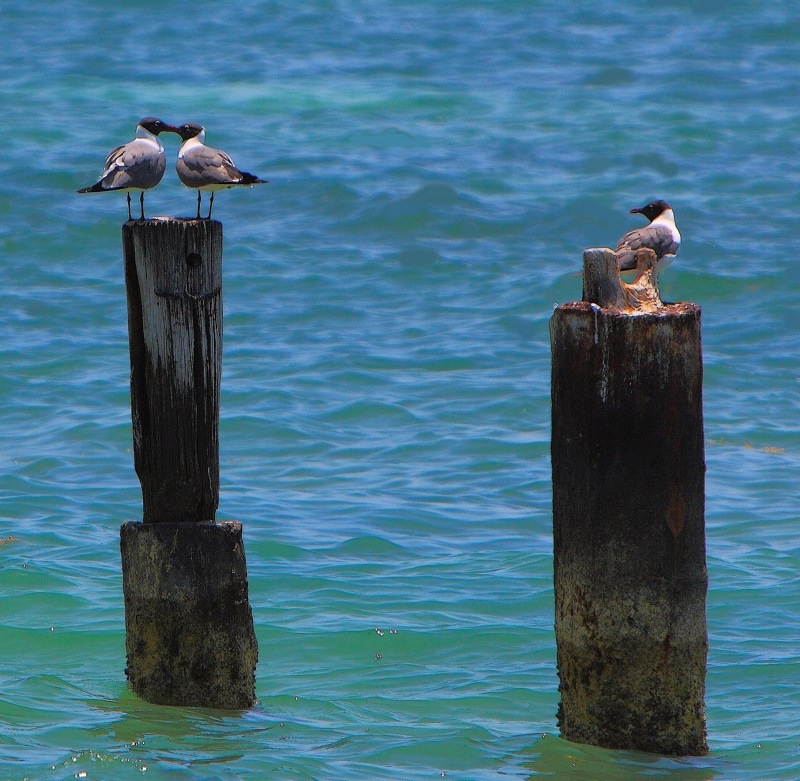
77 182 104 194
240 171 269 186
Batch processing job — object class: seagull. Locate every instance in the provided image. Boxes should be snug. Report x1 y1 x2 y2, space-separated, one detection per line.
615 200 681 271
174 123 268 219
77 117 177 221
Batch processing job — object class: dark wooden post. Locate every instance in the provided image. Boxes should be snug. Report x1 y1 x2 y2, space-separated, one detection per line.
119 218 257 709
550 247 708 755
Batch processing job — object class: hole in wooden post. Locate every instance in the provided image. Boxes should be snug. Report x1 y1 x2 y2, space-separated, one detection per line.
186 252 202 268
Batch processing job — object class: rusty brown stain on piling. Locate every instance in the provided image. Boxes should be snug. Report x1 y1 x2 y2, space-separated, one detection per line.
667 480 686 537
659 633 672 671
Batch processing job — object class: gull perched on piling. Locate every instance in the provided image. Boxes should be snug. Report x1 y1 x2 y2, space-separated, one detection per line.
174 123 268 219
615 200 681 271
77 117 177 221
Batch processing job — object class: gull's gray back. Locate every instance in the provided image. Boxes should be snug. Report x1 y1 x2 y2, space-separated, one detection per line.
616 224 679 267
177 145 242 188
100 139 166 191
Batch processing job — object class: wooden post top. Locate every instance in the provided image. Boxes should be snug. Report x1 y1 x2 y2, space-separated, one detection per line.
124 217 222 224
123 217 223 524
123 218 223 302
581 246 665 313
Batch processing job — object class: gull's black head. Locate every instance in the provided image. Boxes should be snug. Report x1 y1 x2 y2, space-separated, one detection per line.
630 199 672 222
138 117 178 136
175 122 205 142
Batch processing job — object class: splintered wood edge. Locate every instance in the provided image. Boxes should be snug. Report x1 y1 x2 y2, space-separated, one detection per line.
556 300 700 318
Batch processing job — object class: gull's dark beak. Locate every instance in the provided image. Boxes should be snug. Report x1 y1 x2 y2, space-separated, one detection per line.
629 206 643 215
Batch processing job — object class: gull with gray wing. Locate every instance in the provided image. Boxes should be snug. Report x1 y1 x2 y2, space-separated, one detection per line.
77 117 177 221
615 199 681 271
174 123 268 219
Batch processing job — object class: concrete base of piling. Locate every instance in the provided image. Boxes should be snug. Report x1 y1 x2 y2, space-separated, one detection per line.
120 521 258 709
555 572 708 755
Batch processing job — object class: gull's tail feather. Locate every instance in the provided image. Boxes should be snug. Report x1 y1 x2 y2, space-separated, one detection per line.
616 250 636 271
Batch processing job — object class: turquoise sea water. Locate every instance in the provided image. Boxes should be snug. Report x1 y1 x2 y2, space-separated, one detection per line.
1 2 799 779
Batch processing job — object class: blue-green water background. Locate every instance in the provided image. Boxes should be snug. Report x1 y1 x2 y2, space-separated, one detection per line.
1 2 799 779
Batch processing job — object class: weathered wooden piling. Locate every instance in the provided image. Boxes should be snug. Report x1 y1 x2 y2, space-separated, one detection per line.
550 247 708 755
120 218 257 709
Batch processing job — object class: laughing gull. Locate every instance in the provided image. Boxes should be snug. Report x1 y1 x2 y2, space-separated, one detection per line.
615 200 681 271
77 117 177 221
174 123 268 219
